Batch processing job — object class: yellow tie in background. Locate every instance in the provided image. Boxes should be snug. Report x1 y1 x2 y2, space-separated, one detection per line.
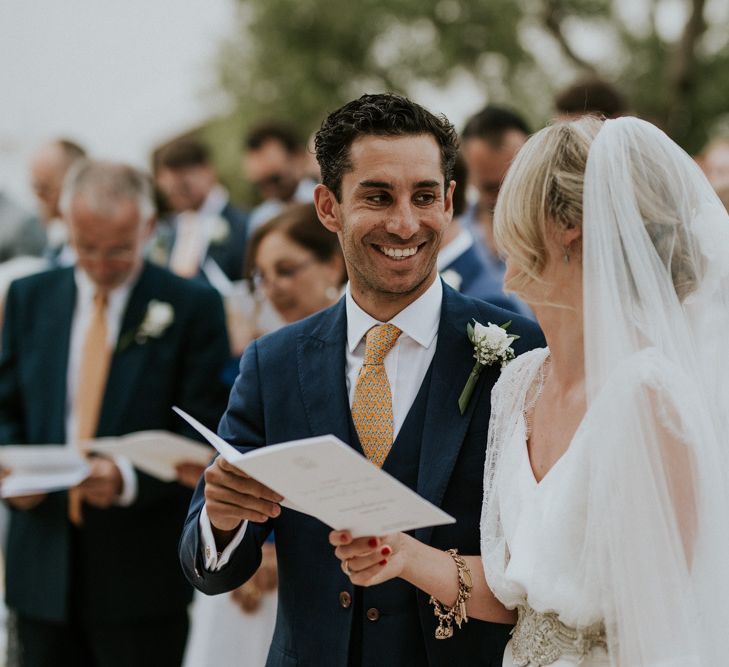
69 290 112 526
351 324 402 467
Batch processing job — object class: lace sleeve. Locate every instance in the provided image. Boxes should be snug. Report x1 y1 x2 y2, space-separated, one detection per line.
480 347 548 598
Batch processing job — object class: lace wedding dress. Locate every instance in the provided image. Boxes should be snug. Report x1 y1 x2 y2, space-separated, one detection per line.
481 117 729 666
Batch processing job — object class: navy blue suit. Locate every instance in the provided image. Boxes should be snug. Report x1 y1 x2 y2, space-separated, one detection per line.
180 282 544 667
0 262 230 666
443 244 525 315
149 201 250 283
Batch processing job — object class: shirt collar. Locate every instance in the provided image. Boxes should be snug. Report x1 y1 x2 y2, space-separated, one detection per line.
436 224 474 271
345 276 442 353
74 264 141 310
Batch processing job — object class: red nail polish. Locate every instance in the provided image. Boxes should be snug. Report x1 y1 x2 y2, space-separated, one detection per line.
381 546 391 556
340 534 348 543
368 538 378 548
379 560 387 566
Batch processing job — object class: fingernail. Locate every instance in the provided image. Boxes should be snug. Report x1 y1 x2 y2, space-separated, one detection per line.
368 538 378 548
381 546 391 556
379 560 387 566
340 533 349 543
271 505 281 517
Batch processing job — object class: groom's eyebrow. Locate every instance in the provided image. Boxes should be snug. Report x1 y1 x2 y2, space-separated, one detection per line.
359 180 393 189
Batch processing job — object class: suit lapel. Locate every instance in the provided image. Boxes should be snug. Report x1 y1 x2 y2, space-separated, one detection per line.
296 300 351 445
416 284 499 544
97 264 155 435
44 270 76 442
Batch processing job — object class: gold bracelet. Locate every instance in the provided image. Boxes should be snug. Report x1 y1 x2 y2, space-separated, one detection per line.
429 548 473 639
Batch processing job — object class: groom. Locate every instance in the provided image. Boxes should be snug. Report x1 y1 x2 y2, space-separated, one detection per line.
179 93 544 666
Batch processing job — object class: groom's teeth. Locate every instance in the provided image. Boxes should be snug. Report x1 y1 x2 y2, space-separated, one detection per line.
379 246 418 259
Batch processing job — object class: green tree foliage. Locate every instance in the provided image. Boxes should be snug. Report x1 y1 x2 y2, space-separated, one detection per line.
205 0 729 202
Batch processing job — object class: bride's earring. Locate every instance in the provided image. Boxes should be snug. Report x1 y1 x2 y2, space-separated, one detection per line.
325 285 340 300
562 246 571 264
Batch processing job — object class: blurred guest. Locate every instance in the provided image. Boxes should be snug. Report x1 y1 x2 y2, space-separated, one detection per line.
0 192 45 262
0 160 230 667
242 123 316 235
460 106 531 313
701 137 729 191
183 202 344 667
554 77 628 119
151 137 249 288
246 202 346 323
438 154 525 313
29 138 86 266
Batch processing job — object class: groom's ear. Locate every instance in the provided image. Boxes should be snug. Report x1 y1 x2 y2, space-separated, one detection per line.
314 184 342 233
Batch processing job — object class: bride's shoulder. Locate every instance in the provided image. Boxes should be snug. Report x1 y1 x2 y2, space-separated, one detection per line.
597 348 691 404
493 346 549 393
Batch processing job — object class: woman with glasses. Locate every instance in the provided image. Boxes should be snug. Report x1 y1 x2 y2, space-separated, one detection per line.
246 202 346 324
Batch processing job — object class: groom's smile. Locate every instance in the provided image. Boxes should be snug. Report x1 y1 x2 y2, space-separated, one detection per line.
316 133 455 317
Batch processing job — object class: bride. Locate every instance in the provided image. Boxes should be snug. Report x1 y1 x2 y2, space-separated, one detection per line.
330 115 729 666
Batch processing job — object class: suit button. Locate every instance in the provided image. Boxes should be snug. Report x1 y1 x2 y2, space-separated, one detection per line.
366 607 380 622
339 591 352 609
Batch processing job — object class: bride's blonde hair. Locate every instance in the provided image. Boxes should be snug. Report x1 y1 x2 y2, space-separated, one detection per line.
495 115 703 301
493 115 602 298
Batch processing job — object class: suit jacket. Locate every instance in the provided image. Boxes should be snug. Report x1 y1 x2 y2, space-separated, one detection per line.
0 262 230 624
149 202 250 283
0 192 45 262
179 282 545 666
443 244 525 315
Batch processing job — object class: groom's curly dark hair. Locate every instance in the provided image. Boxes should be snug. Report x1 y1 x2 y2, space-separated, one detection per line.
314 93 459 201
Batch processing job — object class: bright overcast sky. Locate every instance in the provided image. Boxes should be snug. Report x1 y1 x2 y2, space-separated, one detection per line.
0 0 235 207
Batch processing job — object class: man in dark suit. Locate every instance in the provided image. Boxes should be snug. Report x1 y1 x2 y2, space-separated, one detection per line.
0 161 230 667
179 94 544 666
151 137 249 288
438 154 528 315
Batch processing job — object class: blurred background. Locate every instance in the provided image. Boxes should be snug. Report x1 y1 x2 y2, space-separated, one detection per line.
3 0 729 209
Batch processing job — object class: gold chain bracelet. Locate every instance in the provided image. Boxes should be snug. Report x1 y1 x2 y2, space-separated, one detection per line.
429 548 473 639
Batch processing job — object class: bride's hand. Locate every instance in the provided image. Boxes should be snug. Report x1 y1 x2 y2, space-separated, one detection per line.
329 530 413 587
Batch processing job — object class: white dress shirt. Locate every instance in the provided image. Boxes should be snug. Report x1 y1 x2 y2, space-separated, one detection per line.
200 277 444 571
66 268 139 505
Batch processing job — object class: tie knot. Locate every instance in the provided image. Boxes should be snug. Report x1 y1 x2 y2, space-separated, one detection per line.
93 290 108 310
363 324 401 365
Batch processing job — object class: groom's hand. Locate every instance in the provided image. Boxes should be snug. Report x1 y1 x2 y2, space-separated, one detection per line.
204 457 284 532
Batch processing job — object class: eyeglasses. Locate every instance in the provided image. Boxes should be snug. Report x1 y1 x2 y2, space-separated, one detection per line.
251 258 316 289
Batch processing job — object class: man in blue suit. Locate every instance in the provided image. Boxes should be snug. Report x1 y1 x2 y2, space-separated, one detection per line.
0 161 230 666
179 94 544 666
151 137 249 289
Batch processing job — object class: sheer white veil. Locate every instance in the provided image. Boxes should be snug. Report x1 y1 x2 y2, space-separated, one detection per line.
582 117 729 665
481 116 729 666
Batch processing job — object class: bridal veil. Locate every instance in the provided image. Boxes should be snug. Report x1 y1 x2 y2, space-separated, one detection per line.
482 116 729 666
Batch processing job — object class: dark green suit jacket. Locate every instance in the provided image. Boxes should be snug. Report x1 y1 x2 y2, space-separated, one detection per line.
0 262 230 624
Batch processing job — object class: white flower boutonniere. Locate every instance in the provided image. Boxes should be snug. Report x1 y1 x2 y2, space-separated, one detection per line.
118 300 175 351
440 269 463 292
209 216 230 245
458 320 519 415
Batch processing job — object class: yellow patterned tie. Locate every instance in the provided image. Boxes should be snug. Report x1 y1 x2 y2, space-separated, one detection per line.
351 324 402 467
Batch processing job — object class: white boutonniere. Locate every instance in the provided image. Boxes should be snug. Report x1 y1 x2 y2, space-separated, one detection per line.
208 216 230 244
118 300 175 351
440 269 463 291
458 320 519 415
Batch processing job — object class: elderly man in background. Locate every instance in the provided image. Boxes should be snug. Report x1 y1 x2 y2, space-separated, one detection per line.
29 138 86 266
0 161 230 667
151 137 249 290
